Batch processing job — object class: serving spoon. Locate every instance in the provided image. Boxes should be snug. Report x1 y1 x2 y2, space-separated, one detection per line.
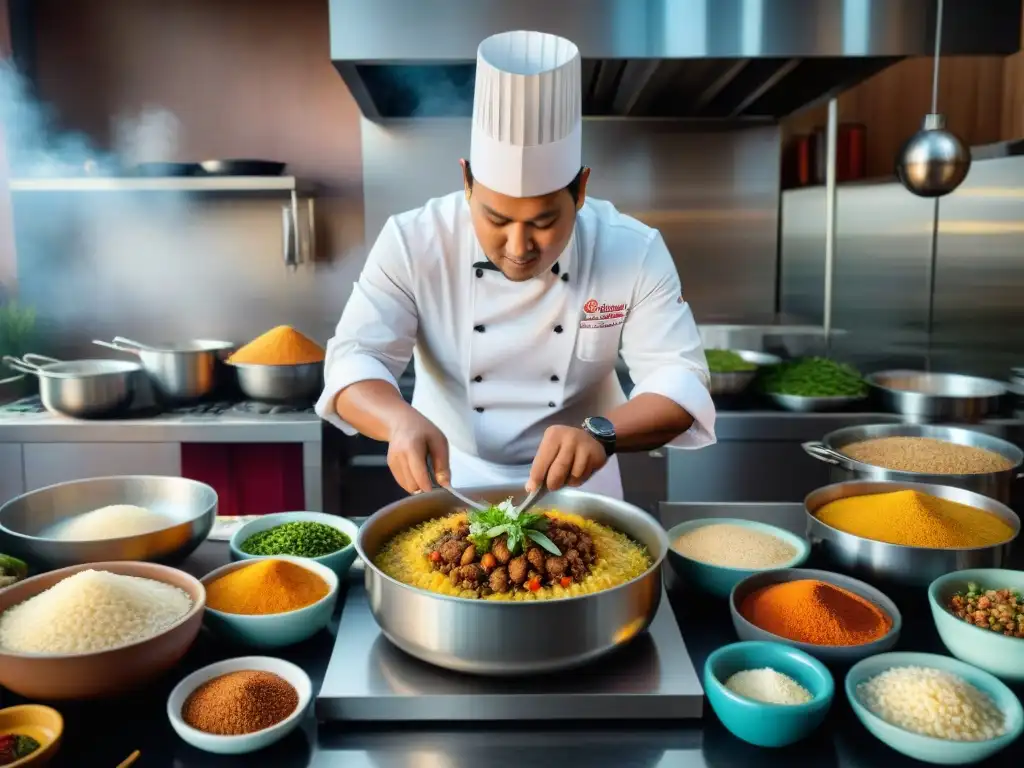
426 458 488 512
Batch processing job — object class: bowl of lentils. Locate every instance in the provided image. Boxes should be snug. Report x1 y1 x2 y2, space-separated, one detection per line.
928 569 1024 682
229 511 358 577
760 357 868 412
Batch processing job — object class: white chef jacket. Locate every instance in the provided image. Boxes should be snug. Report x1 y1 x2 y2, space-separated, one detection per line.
316 191 716 498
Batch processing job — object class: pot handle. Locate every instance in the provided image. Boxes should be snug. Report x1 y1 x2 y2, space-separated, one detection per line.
112 336 157 352
801 441 847 466
93 339 140 356
3 355 44 377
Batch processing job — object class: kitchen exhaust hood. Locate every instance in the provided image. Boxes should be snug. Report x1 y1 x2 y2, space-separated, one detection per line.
330 0 1021 122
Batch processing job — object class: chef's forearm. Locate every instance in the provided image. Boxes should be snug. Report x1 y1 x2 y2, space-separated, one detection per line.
604 393 695 452
334 380 416 442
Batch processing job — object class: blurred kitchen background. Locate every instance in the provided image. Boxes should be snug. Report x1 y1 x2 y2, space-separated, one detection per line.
0 0 1022 515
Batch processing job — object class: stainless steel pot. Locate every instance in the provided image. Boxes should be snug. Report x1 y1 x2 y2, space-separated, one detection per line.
866 370 1006 423
708 350 780 396
357 485 668 676
805 479 1020 588
229 361 322 403
802 423 1023 503
2 354 142 418
93 337 234 403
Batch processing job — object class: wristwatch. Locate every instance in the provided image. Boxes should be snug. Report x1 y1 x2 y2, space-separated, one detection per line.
582 416 616 457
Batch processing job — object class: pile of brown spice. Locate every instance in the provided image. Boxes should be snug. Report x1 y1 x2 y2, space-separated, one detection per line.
840 436 1012 475
182 670 299 735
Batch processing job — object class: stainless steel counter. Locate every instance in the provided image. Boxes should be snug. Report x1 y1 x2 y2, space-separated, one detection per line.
18 531 1024 767
0 409 322 443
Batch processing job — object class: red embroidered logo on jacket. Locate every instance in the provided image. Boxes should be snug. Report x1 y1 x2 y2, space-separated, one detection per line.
583 299 599 314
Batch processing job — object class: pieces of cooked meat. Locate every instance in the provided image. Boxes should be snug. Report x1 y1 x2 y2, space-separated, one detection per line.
508 555 529 585
488 565 510 593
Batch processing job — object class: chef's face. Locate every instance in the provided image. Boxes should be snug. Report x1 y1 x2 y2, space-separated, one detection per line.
461 160 590 282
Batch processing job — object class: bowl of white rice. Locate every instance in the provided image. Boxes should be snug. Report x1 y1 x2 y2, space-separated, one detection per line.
846 652 1024 764
0 560 205 700
0 475 217 570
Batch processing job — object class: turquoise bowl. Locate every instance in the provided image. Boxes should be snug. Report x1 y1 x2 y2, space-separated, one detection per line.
846 652 1024 765
666 518 810 598
229 511 359 578
929 569 1024 682
704 640 834 748
200 555 339 649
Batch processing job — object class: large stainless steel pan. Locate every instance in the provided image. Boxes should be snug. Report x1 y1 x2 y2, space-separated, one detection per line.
802 423 1023 503
93 337 234 403
0 475 217 569
805 479 1019 588
867 370 1007 423
2 354 142 418
357 485 668 676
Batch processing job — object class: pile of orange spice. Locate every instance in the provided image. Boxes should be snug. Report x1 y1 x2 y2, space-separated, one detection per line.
206 559 329 615
739 579 892 646
228 325 325 366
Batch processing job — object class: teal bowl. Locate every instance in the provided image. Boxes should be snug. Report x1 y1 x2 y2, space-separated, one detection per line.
666 518 810 598
229 511 359 578
704 640 834 748
929 569 1024 682
200 556 339 649
846 652 1024 765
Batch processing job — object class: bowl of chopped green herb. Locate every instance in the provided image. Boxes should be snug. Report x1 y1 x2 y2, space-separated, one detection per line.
760 357 868 412
706 350 782 396
230 512 358 578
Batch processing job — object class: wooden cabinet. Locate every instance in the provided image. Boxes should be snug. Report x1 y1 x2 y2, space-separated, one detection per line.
22 442 181 491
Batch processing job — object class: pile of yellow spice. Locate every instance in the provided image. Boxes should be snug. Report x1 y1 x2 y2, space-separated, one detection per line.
815 489 1014 549
206 559 329 615
228 325 325 366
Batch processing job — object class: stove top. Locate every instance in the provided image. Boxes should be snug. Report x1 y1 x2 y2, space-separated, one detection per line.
0 395 315 417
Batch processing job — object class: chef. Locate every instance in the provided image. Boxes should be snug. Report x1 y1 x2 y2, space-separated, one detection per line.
316 30 715 500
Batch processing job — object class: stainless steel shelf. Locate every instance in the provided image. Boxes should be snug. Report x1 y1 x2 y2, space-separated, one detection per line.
8 176 311 193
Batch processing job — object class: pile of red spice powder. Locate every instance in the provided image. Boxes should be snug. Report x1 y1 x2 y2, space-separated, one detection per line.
739 578 892 646
182 670 299 735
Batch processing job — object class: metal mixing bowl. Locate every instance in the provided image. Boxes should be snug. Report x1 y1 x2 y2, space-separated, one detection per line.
357 485 668 675
867 370 1007 423
0 475 217 570
229 361 322 403
805 480 1020 588
802 423 1023 503
708 350 781 396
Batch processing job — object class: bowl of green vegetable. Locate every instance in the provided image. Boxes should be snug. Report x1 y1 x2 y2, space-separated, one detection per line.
230 512 359 577
706 350 782 396
760 357 868 412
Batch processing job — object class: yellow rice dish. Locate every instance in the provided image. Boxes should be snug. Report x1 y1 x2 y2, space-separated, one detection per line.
374 509 652 601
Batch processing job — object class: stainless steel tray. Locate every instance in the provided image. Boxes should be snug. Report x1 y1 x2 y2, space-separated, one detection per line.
315 582 704 722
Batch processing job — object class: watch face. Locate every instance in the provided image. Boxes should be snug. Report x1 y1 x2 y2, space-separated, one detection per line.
586 416 615 438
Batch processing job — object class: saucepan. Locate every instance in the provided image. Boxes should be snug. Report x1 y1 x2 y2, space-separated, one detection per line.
2 353 143 418
93 337 234 403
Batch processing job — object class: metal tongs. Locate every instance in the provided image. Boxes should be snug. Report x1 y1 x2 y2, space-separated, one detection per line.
427 458 548 515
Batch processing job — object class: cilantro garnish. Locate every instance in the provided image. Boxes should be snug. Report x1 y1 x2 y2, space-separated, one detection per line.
467 498 561 556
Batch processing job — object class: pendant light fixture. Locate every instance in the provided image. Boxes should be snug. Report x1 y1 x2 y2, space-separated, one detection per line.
895 0 971 197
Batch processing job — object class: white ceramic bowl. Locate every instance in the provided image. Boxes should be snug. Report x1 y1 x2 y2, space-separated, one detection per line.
167 656 312 755
200 556 339 649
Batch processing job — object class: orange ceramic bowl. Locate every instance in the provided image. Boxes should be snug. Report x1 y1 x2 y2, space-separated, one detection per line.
0 561 205 700
0 704 63 766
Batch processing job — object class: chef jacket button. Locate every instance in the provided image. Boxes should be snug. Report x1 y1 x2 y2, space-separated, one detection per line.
548 401 556 408
551 263 560 276
553 325 563 334
473 375 483 383
550 374 559 382
561 273 569 282
474 324 485 333
475 406 484 413
475 268 483 278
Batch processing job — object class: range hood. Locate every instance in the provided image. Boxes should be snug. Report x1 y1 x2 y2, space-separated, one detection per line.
330 0 1021 122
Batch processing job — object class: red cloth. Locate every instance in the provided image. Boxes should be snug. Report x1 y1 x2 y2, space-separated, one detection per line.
180 444 305 516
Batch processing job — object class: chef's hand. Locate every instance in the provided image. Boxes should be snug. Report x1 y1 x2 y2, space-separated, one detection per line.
527 425 607 493
387 410 450 495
